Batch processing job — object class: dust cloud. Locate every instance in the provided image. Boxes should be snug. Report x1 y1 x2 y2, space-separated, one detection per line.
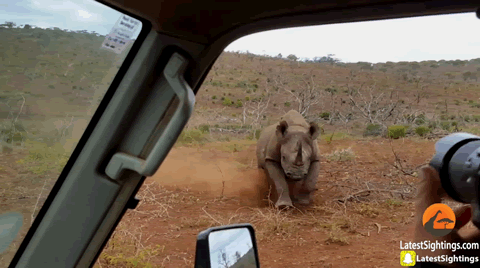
151 146 269 207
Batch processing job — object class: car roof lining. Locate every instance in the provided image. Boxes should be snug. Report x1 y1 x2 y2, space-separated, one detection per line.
98 0 479 93
101 0 479 45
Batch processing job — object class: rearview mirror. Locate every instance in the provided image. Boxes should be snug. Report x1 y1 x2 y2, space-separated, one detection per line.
194 223 260 268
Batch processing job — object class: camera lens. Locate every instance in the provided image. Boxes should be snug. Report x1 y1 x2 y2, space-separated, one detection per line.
430 133 480 203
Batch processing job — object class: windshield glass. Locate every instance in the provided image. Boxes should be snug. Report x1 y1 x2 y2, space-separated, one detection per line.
0 0 142 266
93 11 480 268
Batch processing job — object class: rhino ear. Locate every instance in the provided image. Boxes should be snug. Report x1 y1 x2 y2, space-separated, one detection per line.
276 120 288 138
309 122 320 140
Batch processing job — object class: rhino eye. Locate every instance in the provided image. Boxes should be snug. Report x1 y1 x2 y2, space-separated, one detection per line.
282 156 286 161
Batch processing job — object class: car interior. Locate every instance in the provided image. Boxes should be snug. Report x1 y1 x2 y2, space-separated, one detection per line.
2 0 480 267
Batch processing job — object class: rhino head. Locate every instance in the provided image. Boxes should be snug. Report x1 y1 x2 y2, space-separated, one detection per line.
276 120 320 181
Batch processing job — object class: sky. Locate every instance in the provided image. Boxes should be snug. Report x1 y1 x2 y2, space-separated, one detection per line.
0 0 142 39
225 11 480 63
1 1 480 63
209 228 254 268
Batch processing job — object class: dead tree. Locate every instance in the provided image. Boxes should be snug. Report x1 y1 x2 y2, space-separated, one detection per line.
218 249 230 268
346 82 401 127
270 72 324 118
242 81 271 137
335 110 355 133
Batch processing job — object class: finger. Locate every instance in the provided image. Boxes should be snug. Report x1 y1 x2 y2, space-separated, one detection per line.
414 166 447 241
416 166 445 214
453 205 472 230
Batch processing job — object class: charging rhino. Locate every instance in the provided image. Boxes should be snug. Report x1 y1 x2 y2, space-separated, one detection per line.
256 110 321 208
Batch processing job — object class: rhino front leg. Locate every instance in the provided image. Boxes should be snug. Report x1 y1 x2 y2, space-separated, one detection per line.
265 160 293 208
293 161 320 205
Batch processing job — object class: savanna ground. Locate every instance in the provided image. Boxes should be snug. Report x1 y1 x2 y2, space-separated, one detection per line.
2 21 480 267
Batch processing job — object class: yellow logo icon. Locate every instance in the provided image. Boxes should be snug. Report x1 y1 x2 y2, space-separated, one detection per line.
400 251 416 266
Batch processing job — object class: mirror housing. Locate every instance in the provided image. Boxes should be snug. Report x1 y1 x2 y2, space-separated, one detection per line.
194 223 260 268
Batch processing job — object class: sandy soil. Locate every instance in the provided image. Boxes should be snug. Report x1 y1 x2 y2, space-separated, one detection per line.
0 137 439 267
123 137 436 267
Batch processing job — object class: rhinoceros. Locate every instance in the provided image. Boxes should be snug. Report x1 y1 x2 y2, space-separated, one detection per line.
256 110 321 208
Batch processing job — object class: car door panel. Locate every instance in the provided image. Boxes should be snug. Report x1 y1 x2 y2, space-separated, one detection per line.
9 22 208 267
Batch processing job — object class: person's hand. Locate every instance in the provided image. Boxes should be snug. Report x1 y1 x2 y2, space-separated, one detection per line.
414 165 480 267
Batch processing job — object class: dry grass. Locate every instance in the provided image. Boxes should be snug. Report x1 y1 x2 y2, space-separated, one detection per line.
94 219 165 268
326 147 356 162
325 226 350 246
353 203 381 219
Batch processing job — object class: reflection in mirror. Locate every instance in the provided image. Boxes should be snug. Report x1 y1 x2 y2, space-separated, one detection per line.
208 227 257 268
0 212 23 255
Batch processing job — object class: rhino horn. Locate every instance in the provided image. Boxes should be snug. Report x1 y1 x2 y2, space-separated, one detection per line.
295 141 303 165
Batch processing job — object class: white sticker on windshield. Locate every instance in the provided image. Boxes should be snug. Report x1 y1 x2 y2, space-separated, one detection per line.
101 14 140 54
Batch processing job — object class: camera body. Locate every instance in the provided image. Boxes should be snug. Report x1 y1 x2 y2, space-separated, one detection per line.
430 132 480 228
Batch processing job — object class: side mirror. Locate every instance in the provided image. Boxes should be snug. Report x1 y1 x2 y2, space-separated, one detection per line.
194 223 260 268
0 212 23 254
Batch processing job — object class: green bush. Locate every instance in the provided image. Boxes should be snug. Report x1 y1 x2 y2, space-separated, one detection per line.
440 121 451 131
364 124 383 137
212 95 217 99
16 140 70 175
222 97 233 106
428 121 438 129
245 96 250 101
387 125 407 139
236 100 243 107
198 124 210 133
473 115 480 122
470 103 480 108
284 101 291 107
320 112 330 120
212 81 223 87
235 81 247 88
415 126 430 137
176 129 209 145
247 129 262 140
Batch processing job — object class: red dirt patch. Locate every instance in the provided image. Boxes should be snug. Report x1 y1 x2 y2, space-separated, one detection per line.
97 137 436 268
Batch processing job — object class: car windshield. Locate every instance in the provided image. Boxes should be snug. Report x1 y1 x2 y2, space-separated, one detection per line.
0 0 142 266
3 2 480 267
115 12 478 268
